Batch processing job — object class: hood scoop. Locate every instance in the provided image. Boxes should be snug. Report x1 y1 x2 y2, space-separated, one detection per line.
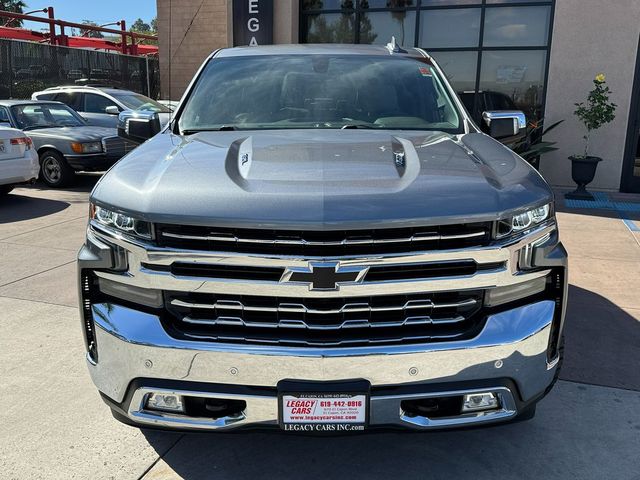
224 132 421 193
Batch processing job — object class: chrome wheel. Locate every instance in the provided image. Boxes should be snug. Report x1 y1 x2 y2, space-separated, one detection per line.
42 155 62 184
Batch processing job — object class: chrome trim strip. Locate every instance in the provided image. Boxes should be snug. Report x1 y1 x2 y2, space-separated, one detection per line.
89 222 555 297
124 385 517 431
180 314 466 332
170 298 477 314
160 230 487 246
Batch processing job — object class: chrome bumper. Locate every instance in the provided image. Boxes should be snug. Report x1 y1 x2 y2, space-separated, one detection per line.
89 299 556 430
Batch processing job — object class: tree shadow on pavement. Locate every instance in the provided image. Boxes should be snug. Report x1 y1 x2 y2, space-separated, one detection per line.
561 285 640 391
0 191 69 224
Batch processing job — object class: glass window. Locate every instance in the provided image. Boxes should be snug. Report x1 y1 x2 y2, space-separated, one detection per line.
363 0 417 8
421 0 480 4
112 93 171 113
419 8 481 48
360 10 416 46
487 0 551 3
179 55 463 133
479 50 547 120
302 0 353 9
0 107 11 124
430 51 478 92
303 13 356 43
483 6 551 47
84 93 118 114
10 103 85 130
54 92 83 111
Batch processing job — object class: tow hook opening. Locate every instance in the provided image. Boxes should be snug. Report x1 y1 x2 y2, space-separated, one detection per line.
401 391 500 419
145 393 247 420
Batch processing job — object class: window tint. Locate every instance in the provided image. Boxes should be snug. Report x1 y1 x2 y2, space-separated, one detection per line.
36 93 56 101
54 92 83 111
0 107 10 123
84 93 118 114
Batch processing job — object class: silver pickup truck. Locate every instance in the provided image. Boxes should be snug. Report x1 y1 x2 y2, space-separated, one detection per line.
78 44 567 433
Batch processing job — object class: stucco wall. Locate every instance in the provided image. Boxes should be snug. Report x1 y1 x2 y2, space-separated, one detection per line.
157 0 297 99
157 0 230 100
540 0 640 190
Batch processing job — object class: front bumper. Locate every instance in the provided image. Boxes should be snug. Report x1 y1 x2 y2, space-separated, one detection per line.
65 153 118 171
79 219 567 431
88 298 557 430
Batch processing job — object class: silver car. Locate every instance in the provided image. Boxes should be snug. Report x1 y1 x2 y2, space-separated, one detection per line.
32 86 172 129
0 100 134 187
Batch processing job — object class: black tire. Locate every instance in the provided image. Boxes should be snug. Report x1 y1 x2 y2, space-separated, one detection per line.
0 185 14 195
39 150 75 187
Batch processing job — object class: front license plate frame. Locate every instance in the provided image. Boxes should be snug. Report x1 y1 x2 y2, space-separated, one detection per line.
278 379 370 433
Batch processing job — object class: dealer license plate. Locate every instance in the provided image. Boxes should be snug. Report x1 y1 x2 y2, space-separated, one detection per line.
280 393 368 432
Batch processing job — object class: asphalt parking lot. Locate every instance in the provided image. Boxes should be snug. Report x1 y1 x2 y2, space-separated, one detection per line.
1 176 639 480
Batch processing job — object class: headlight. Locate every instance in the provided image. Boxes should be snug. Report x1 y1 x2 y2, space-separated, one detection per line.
90 204 152 239
71 141 102 153
497 204 551 238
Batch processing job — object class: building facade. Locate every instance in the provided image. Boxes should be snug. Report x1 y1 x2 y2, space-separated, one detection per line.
156 0 640 192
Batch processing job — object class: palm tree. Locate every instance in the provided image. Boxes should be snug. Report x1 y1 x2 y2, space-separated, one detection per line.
1 0 27 27
387 0 414 46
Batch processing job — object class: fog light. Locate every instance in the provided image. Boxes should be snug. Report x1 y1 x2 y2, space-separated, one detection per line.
146 393 185 413
462 392 499 412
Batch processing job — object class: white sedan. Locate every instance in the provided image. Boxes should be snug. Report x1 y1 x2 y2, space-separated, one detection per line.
0 126 39 196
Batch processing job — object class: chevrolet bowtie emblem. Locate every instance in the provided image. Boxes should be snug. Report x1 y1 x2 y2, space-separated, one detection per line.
280 262 369 291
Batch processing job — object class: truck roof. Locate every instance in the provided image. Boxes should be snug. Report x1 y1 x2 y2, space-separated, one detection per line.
215 43 431 62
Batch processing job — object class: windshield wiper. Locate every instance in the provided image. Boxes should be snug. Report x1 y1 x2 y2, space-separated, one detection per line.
182 125 237 134
340 124 375 129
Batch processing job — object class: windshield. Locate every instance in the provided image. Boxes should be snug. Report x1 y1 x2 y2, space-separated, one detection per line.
11 103 86 130
113 93 171 113
178 54 462 133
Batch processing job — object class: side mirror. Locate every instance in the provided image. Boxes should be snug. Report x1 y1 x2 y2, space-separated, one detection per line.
105 105 120 115
118 110 161 144
482 111 527 140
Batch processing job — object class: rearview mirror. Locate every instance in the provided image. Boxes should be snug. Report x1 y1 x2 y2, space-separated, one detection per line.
482 111 526 140
105 105 119 115
118 110 161 144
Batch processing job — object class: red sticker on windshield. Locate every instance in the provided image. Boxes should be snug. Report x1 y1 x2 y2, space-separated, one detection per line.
419 66 432 77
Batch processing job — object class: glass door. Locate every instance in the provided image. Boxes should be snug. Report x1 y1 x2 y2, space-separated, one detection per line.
622 36 640 192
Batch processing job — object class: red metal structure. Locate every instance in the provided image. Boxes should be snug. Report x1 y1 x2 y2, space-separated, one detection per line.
0 7 157 55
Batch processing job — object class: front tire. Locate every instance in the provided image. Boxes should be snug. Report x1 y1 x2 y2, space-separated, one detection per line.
39 150 75 187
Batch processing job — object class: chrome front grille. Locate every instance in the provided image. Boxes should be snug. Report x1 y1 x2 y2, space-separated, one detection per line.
102 136 137 159
164 290 485 347
155 223 493 256
90 220 556 349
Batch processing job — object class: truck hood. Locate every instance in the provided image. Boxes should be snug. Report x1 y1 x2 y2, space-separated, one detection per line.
91 129 553 229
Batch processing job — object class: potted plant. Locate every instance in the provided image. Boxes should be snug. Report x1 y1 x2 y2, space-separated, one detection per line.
512 118 564 169
565 73 617 200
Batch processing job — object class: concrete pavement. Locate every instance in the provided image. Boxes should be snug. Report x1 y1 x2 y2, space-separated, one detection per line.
1 178 639 479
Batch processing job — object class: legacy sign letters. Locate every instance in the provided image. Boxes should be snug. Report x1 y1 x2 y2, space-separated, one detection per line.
233 0 273 47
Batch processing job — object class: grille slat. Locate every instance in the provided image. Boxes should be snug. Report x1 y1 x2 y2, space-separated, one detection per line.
156 223 492 257
102 136 137 159
165 291 484 347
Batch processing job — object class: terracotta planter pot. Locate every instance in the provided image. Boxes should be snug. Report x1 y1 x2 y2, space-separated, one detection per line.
564 156 602 200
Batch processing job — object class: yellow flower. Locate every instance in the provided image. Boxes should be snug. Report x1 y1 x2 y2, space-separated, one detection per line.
595 73 606 83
